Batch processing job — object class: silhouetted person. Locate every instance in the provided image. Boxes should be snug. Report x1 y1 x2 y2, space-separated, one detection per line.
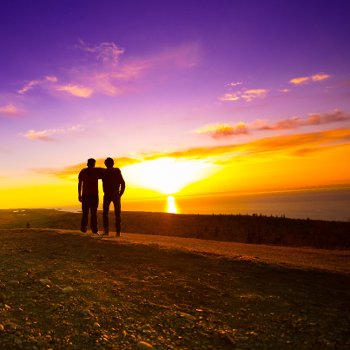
78 158 102 234
102 157 125 236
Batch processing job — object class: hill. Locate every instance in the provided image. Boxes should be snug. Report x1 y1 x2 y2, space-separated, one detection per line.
0 228 349 349
0 209 349 249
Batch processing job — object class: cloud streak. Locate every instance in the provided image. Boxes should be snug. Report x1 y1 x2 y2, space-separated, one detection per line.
290 72 331 85
220 88 268 102
17 41 199 99
20 125 83 141
56 84 93 98
40 128 350 179
18 76 59 95
196 110 350 139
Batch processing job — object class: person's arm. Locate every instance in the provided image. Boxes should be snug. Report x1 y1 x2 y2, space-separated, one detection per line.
78 171 83 202
95 167 105 179
119 170 125 196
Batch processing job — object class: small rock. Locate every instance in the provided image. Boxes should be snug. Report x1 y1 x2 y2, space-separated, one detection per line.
82 309 94 317
7 280 20 286
61 286 74 293
3 304 11 311
179 312 196 321
39 279 52 286
136 341 155 349
93 322 101 329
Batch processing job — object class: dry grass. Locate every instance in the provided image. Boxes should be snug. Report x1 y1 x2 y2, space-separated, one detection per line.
1 228 349 349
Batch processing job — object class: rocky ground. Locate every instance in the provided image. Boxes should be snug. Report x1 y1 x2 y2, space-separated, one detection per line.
0 229 349 349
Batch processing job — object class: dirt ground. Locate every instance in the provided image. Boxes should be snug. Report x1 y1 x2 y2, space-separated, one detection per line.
0 229 349 349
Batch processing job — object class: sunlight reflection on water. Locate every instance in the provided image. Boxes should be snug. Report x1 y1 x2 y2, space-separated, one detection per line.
167 195 178 214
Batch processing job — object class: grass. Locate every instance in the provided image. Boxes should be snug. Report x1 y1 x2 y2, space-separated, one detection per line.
0 228 349 349
0 208 349 249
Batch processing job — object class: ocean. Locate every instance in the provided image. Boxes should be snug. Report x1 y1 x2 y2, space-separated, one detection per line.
59 188 350 222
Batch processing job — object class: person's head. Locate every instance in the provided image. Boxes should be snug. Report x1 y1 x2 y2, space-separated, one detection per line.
104 157 114 168
87 158 96 168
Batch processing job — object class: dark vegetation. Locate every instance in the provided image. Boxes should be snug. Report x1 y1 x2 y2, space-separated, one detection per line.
0 209 349 249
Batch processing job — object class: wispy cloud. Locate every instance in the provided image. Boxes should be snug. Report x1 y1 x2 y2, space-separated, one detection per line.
40 128 350 180
20 124 83 141
196 123 249 138
77 39 125 66
18 80 40 94
0 103 22 117
18 75 59 94
227 82 242 87
290 72 331 85
17 41 199 100
78 41 200 96
219 88 268 102
162 128 350 164
56 84 93 98
196 110 350 139
257 110 349 131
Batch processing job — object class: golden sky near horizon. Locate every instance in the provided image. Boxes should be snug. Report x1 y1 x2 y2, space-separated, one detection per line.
1 128 349 209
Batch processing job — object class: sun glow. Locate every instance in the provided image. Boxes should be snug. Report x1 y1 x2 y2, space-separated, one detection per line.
123 157 218 195
167 195 178 213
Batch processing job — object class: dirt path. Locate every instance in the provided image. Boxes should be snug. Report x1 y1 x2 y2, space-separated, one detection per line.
58 229 350 274
0 229 349 349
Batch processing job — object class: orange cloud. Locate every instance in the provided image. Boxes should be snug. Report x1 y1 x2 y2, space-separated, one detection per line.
290 76 310 85
257 110 349 131
56 84 93 98
172 128 350 164
197 110 350 139
32 128 350 198
312 73 331 82
0 103 22 117
195 123 249 138
290 72 331 85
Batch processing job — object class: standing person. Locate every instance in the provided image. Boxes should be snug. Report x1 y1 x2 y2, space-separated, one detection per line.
102 157 125 236
78 158 102 234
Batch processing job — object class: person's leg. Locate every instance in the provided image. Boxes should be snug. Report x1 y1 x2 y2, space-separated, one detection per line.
90 194 99 234
113 196 121 236
81 195 89 232
103 194 111 234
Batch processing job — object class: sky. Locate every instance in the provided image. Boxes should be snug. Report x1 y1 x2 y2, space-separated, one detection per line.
1 0 350 211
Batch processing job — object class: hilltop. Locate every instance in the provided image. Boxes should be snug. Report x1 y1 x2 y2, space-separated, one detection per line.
0 228 349 349
0 209 349 249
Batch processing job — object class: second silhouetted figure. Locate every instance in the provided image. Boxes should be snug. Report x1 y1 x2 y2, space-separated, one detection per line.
102 157 125 236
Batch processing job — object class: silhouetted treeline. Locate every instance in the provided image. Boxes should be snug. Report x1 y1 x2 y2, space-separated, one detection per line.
121 212 350 249
0 209 349 249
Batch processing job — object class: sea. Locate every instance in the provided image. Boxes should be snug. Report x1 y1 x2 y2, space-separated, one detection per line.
58 187 350 222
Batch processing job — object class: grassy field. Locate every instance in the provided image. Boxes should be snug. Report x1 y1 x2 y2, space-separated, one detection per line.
0 228 349 349
0 209 349 249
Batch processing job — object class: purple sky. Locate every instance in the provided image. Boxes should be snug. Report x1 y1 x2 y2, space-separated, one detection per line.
1 0 350 205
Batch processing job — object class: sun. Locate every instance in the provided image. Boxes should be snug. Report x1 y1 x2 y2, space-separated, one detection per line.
123 157 217 195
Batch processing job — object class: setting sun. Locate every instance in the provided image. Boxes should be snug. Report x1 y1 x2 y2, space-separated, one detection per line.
123 157 218 195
